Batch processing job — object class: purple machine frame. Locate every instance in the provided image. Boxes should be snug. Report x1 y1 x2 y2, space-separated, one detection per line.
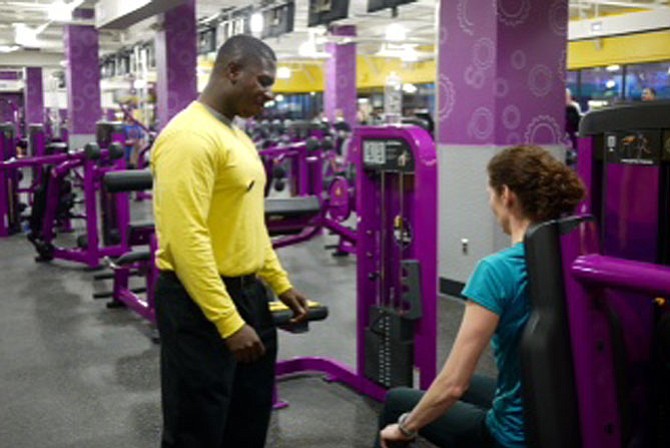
35 122 130 268
529 101 670 447
0 122 19 236
524 216 670 448
276 125 437 402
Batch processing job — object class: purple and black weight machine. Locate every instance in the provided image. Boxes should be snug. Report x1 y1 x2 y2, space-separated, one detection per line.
275 125 437 405
26 122 130 268
0 122 21 236
521 101 670 448
264 137 357 255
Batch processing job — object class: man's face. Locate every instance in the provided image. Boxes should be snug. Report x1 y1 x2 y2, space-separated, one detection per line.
234 58 276 118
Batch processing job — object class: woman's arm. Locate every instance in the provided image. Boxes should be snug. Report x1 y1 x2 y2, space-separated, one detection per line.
380 301 499 447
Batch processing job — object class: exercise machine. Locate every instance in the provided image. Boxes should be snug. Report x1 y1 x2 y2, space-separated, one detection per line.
0 122 20 236
275 125 438 401
27 122 129 268
521 101 670 448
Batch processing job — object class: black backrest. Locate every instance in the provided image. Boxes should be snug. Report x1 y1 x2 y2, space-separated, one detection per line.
521 218 583 448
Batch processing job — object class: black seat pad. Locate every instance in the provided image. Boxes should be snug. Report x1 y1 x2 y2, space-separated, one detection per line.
265 196 321 219
114 250 151 266
128 220 154 233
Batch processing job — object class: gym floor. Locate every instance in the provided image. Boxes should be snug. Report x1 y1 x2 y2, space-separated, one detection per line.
0 202 496 448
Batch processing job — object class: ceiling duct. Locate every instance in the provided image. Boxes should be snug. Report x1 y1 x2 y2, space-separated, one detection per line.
95 0 186 30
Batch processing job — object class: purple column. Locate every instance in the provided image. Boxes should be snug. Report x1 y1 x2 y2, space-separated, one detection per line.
64 8 101 149
155 0 197 129
437 0 568 146
24 67 44 125
437 0 569 284
325 25 357 125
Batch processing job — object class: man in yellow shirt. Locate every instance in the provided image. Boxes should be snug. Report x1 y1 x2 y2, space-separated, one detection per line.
151 35 309 447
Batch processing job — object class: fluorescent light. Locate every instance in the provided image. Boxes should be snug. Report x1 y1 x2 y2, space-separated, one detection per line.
299 41 316 57
48 0 72 21
250 13 264 34
606 80 616 89
277 67 291 79
0 45 19 53
275 94 284 102
606 64 621 72
590 21 603 33
385 23 407 42
402 83 417 94
401 47 418 62
14 23 39 47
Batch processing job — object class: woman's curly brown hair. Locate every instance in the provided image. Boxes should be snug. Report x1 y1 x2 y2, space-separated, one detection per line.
487 145 586 223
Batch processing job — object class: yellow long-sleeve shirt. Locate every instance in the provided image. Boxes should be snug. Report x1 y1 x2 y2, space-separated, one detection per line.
151 101 292 338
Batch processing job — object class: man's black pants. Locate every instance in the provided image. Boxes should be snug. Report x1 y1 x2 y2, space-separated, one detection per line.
156 271 277 448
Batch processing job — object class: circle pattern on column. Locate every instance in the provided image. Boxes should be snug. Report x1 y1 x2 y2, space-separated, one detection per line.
457 0 475 36
72 96 85 113
524 115 562 144
438 74 456 121
465 66 485 89
70 44 83 60
83 29 97 47
467 107 494 141
337 75 349 89
507 132 521 145
168 95 179 112
495 78 510 98
178 50 193 66
83 83 98 101
83 68 94 80
511 50 526 70
497 0 531 27
528 64 553 97
473 38 495 71
549 0 568 36
502 105 520 130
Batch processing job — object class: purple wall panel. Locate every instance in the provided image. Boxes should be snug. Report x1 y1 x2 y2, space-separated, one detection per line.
24 67 44 125
155 0 197 129
64 23 101 134
325 25 357 125
437 0 568 146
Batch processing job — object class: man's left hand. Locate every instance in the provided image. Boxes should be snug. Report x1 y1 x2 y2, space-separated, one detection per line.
278 288 309 324
380 424 414 448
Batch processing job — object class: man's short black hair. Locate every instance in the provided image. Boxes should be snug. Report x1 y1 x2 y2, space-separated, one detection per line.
214 34 276 73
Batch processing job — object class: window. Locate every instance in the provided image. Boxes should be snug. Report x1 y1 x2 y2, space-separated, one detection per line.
580 65 624 111
625 61 670 100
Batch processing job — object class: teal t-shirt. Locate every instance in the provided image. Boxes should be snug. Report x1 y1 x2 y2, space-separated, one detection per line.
461 243 529 448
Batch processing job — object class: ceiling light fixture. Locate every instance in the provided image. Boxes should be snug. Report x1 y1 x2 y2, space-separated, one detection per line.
385 23 407 42
250 12 264 34
48 0 73 22
277 66 291 79
0 45 19 53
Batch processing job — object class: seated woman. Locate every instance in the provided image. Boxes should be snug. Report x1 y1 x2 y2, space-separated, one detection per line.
377 145 586 448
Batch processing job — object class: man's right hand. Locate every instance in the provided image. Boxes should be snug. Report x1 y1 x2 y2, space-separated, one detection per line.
224 324 265 363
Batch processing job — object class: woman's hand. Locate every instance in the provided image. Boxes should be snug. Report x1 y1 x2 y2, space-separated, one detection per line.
379 423 414 448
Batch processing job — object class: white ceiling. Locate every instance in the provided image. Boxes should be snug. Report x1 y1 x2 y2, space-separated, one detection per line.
0 0 668 68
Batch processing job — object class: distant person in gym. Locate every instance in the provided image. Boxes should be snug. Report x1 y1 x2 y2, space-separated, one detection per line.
376 146 585 448
151 34 309 448
642 87 657 102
